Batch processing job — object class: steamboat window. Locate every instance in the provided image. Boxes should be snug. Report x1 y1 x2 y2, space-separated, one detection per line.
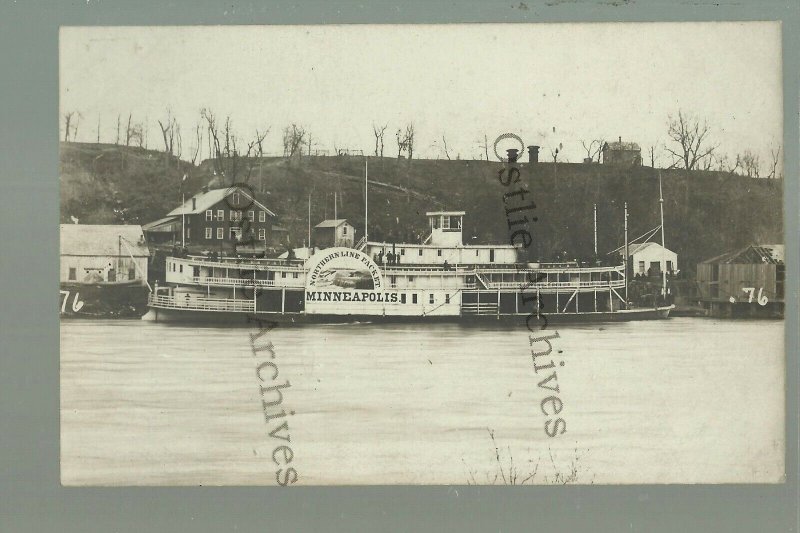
281 272 286 278
418 249 423 256
390 275 397 286
489 249 495 262
179 264 183 273
259 211 266 222
445 294 450 304
412 293 418 304
429 294 435 304
437 249 442 257
186 228 190 239
400 294 406 304
68 267 76 281
128 266 136 280
408 276 414 282
293 273 299 279
216 228 224 239
192 266 199 277
216 209 224 221
205 227 212 239
258 228 266 240
400 249 405 255
205 210 213 221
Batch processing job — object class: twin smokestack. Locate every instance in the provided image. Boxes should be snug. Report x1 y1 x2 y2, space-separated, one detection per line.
505 146 540 163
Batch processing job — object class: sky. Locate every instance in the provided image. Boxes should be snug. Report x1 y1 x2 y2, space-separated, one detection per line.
60 23 783 168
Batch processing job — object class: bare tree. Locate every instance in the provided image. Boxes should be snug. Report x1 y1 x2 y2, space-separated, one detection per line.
116 114 121 145
550 142 563 163
372 123 388 157
63 111 83 142
740 150 761 178
580 139 603 163
395 128 405 158
188 122 203 165
405 123 415 159
158 109 182 160
282 124 306 159
441 134 452 160
480 134 489 161
768 144 782 179
96 114 101 143
665 110 718 170
125 114 133 146
63 112 75 142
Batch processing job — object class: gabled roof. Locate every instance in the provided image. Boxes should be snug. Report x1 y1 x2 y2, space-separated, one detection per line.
604 141 641 151
314 219 350 229
167 186 276 217
701 244 784 264
142 216 179 232
61 224 149 257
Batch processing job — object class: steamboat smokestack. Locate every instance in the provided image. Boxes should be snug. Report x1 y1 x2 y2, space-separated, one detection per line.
527 145 540 163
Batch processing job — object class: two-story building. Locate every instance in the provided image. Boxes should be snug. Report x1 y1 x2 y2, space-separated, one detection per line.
143 185 279 250
602 137 643 167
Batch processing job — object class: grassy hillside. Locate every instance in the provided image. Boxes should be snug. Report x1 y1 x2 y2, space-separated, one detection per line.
60 142 783 272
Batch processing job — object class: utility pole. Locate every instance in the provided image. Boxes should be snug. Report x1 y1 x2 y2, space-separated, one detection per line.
593 203 598 257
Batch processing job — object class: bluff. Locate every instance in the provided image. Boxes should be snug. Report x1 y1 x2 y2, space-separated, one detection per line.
60 142 783 273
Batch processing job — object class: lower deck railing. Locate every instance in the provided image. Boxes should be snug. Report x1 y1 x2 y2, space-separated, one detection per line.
148 294 254 313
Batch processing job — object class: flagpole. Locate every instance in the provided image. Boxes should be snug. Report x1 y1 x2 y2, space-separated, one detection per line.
624 202 629 305
365 157 369 243
659 171 666 297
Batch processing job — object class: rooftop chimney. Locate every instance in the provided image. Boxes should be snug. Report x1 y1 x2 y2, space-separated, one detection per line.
506 148 519 163
527 145 540 163
619 136 622 143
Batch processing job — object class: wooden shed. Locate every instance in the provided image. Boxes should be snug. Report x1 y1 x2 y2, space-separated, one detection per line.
696 244 784 317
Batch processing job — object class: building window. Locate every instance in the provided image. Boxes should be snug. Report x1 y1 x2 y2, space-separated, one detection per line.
259 211 266 222
412 293 418 304
128 267 136 280
230 227 241 240
206 210 213 221
258 228 266 240
205 227 212 239
666 260 673 272
429 293 435 304
248 210 255 221
638 260 645 273
68 267 76 281
216 228 224 239
232 192 240 205
230 210 243 222
343 225 348 235
215 209 224 221
650 261 660 272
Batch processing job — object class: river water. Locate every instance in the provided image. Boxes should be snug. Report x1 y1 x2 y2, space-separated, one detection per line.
60 317 784 485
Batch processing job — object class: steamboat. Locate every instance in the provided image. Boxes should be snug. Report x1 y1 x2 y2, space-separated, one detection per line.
144 210 673 324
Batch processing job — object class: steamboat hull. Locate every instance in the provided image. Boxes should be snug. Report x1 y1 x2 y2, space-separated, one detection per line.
143 305 673 325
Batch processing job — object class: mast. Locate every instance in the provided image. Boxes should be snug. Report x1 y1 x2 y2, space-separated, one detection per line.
658 171 666 297
624 202 629 305
334 191 337 220
593 203 598 257
364 157 369 243
307 193 311 251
